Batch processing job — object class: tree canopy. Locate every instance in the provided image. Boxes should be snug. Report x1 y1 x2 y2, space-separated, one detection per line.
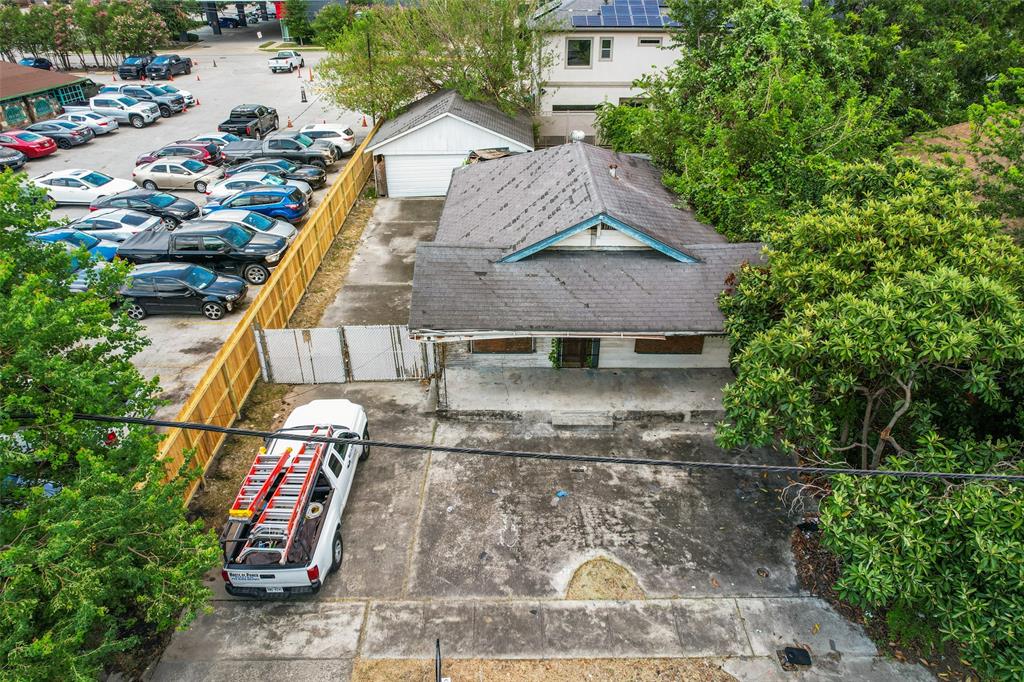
317 0 551 118
596 0 1024 675
0 171 217 680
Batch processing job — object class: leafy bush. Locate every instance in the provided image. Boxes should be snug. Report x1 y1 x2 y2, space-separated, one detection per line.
822 435 1024 680
0 171 219 680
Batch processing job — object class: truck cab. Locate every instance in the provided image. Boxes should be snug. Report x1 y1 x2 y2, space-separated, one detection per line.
220 400 369 597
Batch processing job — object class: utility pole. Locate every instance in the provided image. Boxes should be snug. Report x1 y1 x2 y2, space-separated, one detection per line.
356 5 376 126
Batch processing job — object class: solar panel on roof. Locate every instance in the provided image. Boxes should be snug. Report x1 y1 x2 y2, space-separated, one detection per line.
570 0 679 29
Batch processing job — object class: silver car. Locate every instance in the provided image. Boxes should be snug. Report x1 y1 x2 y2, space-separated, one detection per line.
68 208 166 243
132 157 225 194
205 172 312 203
183 209 297 244
56 111 119 135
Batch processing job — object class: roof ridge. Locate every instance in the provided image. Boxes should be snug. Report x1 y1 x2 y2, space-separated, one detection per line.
572 143 607 215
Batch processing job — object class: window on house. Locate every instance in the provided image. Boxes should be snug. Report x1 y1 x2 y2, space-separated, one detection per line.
619 97 648 107
599 37 613 60
638 37 663 47
634 337 705 354
471 338 536 354
566 38 592 67
552 104 600 112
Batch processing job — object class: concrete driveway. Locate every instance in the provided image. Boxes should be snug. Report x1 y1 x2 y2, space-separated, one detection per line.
318 198 442 326
154 382 930 681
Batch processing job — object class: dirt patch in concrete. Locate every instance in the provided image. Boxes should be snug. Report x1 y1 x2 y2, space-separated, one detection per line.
186 381 292 530
290 183 377 328
565 557 646 600
353 658 735 681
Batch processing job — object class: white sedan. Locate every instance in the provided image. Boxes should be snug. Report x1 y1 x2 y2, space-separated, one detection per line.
68 208 166 242
187 208 297 243
298 123 355 155
32 169 136 206
56 111 119 135
204 172 312 203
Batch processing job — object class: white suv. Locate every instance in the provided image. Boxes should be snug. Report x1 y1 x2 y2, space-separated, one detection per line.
298 123 356 155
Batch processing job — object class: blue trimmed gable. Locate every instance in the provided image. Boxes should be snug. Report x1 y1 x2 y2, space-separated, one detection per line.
498 213 698 263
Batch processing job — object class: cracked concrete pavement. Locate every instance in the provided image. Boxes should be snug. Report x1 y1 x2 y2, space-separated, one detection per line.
153 382 931 681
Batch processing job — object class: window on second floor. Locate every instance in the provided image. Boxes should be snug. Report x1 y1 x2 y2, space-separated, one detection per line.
566 38 592 67
599 37 613 61
638 36 663 47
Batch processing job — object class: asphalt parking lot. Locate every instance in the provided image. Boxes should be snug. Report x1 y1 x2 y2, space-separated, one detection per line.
26 51 367 416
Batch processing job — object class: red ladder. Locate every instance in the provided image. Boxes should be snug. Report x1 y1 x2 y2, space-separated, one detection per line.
236 425 332 565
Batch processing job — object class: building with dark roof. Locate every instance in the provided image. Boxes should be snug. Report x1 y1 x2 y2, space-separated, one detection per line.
0 62 96 130
409 142 763 370
367 89 534 198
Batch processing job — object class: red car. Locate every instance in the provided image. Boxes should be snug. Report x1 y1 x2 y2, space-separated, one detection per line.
135 141 222 166
0 129 58 159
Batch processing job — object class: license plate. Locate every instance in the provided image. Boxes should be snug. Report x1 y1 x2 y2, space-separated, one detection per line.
265 586 284 593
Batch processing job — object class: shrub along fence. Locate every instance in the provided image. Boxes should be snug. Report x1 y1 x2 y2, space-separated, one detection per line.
159 125 379 502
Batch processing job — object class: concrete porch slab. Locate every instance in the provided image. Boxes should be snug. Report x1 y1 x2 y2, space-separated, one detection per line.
441 366 733 421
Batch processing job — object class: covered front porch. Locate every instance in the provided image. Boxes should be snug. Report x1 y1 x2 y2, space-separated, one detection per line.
437 365 734 423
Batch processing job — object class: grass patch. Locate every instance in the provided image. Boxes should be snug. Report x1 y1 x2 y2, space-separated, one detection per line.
259 40 275 48
566 556 646 600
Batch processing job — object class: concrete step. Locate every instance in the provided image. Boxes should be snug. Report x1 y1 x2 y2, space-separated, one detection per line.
550 411 615 430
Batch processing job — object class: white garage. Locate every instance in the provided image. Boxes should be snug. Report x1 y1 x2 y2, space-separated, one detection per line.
367 90 535 198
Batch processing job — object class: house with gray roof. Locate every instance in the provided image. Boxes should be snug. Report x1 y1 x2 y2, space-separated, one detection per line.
409 142 763 370
367 89 534 198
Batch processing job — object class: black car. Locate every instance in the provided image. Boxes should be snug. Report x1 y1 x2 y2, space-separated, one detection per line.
90 189 200 225
25 120 94 149
0 147 27 171
224 158 327 188
218 104 278 139
121 263 247 321
117 54 155 79
116 222 287 285
18 56 54 70
145 54 192 80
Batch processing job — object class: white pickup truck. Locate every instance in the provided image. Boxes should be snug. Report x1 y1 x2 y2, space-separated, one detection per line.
63 95 161 129
220 400 369 597
268 50 304 73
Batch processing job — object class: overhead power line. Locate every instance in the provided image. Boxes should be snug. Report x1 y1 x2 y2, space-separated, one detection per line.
64 412 1024 484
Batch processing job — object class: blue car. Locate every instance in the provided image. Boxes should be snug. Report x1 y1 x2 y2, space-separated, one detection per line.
18 56 54 70
204 186 310 222
33 229 119 262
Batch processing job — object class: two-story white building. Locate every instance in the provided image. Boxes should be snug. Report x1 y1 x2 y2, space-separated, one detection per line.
535 0 681 145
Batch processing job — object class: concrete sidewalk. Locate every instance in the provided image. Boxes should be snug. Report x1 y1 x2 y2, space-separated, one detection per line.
153 596 931 681
442 366 733 422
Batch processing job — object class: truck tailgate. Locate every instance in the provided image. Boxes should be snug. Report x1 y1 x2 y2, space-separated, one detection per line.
226 566 311 591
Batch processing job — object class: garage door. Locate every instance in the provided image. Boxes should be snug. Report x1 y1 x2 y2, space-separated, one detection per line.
385 154 466 197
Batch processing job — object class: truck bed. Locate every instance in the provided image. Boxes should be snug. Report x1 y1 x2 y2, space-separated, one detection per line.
117 229 172 255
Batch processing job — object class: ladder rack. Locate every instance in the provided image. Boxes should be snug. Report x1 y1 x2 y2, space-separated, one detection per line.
229 424 332 565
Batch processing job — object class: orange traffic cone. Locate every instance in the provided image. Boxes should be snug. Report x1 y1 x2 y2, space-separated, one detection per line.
195 98 201 106
361 115 368 128
286 116 293 128
196 73 201 81
169 73 174 81
112 72 118 81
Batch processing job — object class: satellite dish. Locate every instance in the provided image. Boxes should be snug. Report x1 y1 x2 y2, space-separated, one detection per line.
570 130 585 143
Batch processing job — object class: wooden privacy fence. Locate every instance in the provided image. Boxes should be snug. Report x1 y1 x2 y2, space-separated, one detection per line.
159 124 380 502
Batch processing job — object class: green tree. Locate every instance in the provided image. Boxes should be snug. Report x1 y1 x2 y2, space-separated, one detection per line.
831 0 1024 129
966 69 1024 231
598 0 898 239
0 171 218 681
283 0 315 45
312 3 351 46
318 0 552 118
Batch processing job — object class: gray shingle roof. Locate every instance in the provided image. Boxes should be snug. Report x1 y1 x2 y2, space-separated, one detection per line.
409 243 764 335
436 143 723 259
369 89 534 151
